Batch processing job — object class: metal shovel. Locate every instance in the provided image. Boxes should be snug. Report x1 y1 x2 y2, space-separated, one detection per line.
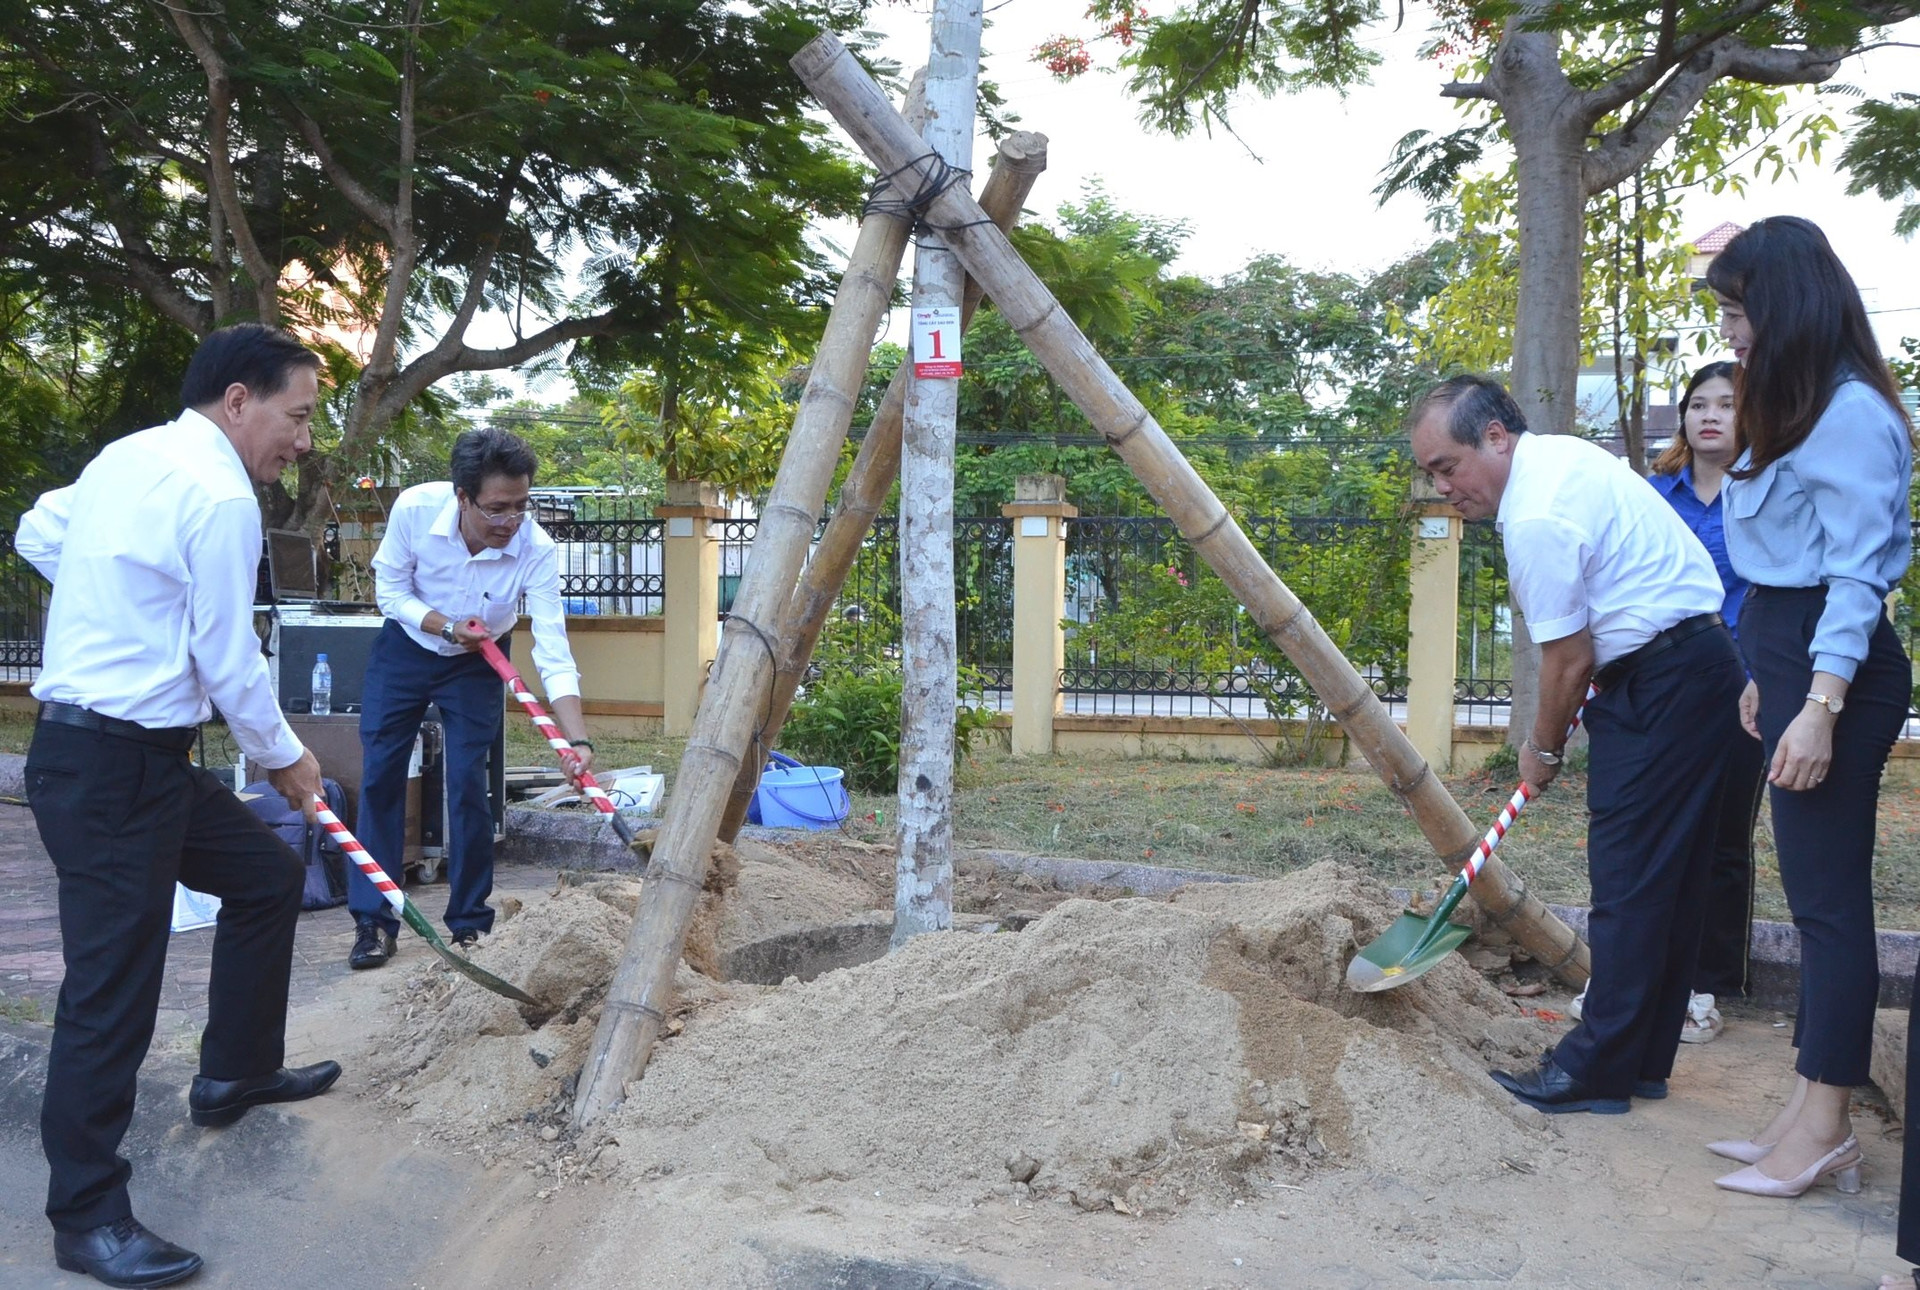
312 794 539 1006
1346 689 1593 993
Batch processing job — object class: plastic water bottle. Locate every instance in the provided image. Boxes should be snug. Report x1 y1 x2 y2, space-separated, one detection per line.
311 653 332 716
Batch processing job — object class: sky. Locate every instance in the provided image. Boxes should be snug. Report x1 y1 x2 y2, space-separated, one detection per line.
850 0 1920 359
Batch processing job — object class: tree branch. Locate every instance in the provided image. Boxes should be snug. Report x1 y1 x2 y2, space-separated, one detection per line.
73 126 213 333
287 110 398 231
1440 80 1495 100
1578 0 1777 120
346 312 625 455
1582 40 1845 195
159 0 279 323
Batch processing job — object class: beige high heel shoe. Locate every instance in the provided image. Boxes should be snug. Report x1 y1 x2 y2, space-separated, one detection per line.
1714 1136 1861 1197
1706 1138 1773 1165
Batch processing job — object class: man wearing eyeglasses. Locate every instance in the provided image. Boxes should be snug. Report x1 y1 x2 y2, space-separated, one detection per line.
345 427 594 968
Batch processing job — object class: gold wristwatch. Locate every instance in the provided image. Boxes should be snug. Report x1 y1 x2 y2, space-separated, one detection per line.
1805 691 1844 714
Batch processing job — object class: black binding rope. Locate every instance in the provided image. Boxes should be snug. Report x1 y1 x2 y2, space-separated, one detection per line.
861 150 998 240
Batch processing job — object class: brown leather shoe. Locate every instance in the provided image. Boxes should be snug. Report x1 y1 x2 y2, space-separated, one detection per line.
188 1060 342 1127
53 1215 202 1287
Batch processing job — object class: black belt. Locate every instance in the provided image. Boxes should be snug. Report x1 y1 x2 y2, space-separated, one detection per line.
37 701 199 752
1591 612 1726 691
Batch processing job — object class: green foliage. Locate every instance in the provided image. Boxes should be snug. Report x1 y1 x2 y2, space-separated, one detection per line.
598 355 803 494
0 0 873 513
1843 94 1920 238
783 667 999 793
938 183 1443 520
1403 76 1837 426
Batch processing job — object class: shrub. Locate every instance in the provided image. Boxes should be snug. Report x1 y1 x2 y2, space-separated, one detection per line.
783 666 999 793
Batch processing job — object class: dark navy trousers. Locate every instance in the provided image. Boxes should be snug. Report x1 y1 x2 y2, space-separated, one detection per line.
1743 586 1909 1087
349 621 504 937
1553 624 1746 1098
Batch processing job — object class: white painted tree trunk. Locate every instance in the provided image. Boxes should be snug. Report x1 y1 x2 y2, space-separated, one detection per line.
893 0 980 950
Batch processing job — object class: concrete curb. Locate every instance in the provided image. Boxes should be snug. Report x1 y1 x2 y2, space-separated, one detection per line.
0 751 24 799
496 805 1919 1012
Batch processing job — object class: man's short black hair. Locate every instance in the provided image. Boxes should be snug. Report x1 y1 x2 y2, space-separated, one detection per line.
179 324 321 409
450 427 539 497
1409 374 1529 448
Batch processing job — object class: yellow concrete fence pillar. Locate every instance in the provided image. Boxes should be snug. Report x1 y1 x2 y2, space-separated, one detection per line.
1001 474 1076 757
657 479 727 736
1405 477 1461 773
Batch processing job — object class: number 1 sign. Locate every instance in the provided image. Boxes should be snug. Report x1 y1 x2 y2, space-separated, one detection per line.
911 305 962 378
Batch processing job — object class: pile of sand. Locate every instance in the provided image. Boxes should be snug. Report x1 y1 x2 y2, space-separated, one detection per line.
606 862 1552 1210
372 854 1556 1209
370 837 878 1133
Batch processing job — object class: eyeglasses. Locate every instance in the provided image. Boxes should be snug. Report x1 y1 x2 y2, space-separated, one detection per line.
470 502 531 526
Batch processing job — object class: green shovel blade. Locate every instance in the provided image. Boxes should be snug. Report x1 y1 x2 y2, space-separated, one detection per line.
1344 908 1475 993
398 898 540 1007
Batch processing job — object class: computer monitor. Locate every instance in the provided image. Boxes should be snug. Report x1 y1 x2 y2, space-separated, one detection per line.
266 529 318 603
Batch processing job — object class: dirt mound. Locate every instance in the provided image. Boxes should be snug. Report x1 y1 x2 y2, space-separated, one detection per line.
371 853 1553 1211
604 862 1552 1211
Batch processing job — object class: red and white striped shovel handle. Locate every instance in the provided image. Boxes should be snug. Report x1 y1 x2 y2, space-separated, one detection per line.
312 794 406 916
1460 683 1598 885
468 628 634 844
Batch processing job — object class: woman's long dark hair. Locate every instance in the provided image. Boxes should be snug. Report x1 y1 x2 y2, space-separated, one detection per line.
1706 216 1912 476
1650 361 1738 476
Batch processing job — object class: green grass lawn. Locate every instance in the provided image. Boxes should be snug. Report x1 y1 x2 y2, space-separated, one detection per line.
5 709 1913 929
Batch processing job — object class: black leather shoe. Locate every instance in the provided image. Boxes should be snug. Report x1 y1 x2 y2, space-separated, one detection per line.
188 1060 342 1127
451 928 480 950
349 921 395 970
1634 1078 1669 1099
53 1216 202 1287
1489 1057 1629 1115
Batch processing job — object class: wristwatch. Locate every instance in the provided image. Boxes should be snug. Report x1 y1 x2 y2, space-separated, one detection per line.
439 620 458 644
1524 736 1563 765
1805 691 1845 715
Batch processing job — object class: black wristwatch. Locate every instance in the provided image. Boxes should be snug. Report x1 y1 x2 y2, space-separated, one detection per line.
571 739 594 753
439 621 457 644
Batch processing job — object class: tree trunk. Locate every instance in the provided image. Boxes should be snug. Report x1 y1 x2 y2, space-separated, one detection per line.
894 0 982 949
1487 20 1588 749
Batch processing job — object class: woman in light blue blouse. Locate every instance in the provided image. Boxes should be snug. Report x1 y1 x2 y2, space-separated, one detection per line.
1701 217 1914 1203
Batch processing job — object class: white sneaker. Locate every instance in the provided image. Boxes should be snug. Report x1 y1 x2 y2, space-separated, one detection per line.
1569 983 1586 1022
1680 991 1722 1044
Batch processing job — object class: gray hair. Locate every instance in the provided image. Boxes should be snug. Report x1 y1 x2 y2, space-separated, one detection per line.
1409 375 1529 447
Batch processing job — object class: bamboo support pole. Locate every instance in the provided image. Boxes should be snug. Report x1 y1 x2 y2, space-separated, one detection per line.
716 131 1048 843
570 77 937 1129
791 31 1589 987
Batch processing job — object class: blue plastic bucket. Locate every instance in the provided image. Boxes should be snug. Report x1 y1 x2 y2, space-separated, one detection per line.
750 753 850 829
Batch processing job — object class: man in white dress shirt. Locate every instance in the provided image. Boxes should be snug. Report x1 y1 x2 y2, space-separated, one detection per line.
16 324 342 1287
346 427 592 968
1409 375 1746 1115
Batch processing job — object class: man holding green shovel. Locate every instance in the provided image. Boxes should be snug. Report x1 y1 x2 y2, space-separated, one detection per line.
1409 375 1744 1115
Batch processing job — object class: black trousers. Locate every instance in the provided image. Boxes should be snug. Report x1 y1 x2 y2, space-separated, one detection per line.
27 719 304 1233
1694 730 1765 997
1742 585 1910 1086
349 622 505 936
1553 625 1746 1097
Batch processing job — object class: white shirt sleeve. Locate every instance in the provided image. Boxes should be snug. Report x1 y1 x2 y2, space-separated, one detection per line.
185 499 305 769
16 484 75 582
1504 516 1592 644
521 540 581 700
371 507 439 633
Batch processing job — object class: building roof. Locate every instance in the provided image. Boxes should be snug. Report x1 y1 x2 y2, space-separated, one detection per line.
1691 221 1744 255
